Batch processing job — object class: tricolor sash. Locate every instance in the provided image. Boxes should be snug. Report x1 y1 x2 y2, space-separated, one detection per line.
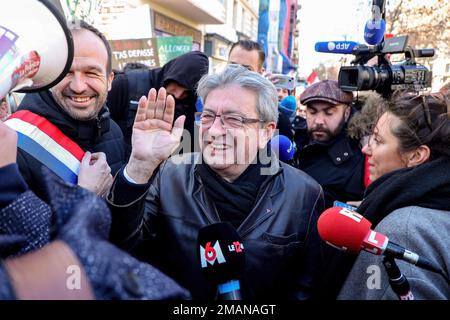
5 110 85 184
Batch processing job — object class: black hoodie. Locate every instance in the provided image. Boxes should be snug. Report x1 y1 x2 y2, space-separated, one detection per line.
107 51 209 157
16 91 125 201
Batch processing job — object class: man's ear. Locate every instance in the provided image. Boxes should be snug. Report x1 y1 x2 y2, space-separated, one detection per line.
259 122 276 149
107 72 114 91
344 105 351 122
405 145 431 167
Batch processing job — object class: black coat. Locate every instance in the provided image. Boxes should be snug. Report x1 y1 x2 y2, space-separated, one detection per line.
107 51 209 157
108 153 325 300
16 91 125 201
0 164 51 257
294 128 365 209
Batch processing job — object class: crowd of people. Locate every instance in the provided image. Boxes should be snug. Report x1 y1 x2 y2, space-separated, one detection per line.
0 20 449 300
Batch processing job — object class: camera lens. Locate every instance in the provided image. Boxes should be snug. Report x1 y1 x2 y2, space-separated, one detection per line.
339 65 391 91
338 66 361 91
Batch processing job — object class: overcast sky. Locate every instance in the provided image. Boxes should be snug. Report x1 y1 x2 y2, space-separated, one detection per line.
297 0 370 77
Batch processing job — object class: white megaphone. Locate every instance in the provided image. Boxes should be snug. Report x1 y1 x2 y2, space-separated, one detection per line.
0 0 73 100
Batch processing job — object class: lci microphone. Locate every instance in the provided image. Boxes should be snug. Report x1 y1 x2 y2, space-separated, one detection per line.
317 207 443 274
197 222 245 300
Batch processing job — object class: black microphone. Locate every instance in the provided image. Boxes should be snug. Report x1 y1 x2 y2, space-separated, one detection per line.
382 256 414 300
197 222 245 300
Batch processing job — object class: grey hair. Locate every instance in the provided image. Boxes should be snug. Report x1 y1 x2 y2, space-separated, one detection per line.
197 65 278 123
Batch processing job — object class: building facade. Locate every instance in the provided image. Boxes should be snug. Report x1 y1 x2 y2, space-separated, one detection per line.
204 0 260 74
57 1 314 76
89 0 227 67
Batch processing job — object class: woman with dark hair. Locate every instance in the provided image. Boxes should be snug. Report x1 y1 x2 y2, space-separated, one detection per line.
338 93 450 299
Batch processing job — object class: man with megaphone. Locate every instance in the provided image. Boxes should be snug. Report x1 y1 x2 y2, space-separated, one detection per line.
0 0 190 299
6 20 125 201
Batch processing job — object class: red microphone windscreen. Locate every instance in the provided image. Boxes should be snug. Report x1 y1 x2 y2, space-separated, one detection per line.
317 207 372 254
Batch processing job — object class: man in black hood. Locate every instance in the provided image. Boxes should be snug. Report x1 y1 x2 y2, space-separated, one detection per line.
107 51 209 158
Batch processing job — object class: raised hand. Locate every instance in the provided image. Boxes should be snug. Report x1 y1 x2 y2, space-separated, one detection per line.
126 87 185 183
264 71 279 85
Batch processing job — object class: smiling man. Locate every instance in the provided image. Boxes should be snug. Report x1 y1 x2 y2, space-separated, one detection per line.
10 21 124 200
50 27 113 121
293 80 365 208
108 65 325 300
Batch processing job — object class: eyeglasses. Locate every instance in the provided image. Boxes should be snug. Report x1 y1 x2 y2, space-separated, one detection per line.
195 111 265 129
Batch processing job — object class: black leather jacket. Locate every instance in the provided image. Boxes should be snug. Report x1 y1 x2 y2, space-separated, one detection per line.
109 153 325 300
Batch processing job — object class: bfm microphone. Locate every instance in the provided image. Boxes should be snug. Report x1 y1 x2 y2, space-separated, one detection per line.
270 135 295 161
364 17 386 45
317 207 443 274
197 222 245 300
314 41 359 54
364 0 386 45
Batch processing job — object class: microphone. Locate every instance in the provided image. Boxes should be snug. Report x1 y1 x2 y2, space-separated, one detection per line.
314 41 359 54
270 135 295 161
195 96 203 112
382 256 414 300
364 18 385 45
197 222 245 300
317 207 443 274
364 0 386 45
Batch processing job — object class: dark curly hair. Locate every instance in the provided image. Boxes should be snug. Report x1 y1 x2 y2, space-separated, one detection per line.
347 92 387 140
386 92 450 159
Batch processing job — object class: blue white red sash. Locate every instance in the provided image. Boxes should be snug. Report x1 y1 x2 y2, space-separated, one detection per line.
5 110 85 184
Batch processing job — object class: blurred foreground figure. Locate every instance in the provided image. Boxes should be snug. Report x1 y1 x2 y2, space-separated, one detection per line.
0 121 189 300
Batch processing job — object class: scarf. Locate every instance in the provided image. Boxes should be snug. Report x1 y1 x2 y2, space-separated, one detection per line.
358 155 450 227
197 160 269 229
